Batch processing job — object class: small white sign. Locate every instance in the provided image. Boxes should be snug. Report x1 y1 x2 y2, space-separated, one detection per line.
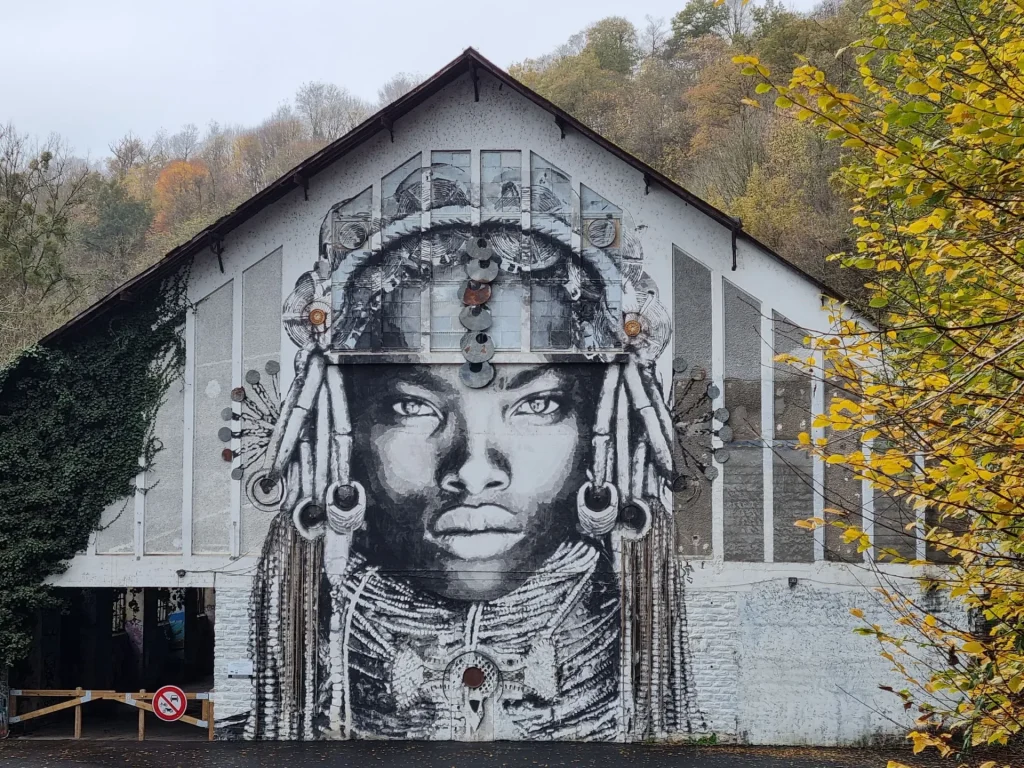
227 659 254 679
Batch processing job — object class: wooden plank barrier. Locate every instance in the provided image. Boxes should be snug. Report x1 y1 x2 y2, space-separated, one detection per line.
7 689 214 741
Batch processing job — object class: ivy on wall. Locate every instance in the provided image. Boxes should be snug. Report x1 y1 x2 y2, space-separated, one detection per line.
0 269 188 669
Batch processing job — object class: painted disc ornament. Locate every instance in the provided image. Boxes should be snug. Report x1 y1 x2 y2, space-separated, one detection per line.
459 304 493 331
336 221 368 250
308 306 328 326
586 218 617 248
460 331 496 364
459 361 495 389
463 236 494 262
623 316 643 338
465 258 500 283
460 280 492 306
248 470 285 512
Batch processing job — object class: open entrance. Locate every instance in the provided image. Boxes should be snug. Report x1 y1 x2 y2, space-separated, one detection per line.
8 587 215 739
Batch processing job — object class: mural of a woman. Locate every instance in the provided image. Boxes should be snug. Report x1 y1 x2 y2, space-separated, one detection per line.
243 153 703 741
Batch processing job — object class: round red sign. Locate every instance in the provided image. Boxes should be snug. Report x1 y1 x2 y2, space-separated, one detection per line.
152 684 187 722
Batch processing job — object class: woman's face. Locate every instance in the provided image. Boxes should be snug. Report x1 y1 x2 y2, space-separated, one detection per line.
348 363 599 601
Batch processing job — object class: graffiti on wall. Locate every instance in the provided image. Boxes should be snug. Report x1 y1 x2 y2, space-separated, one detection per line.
237 151 709 741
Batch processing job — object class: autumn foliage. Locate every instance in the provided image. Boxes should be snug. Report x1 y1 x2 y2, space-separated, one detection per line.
738 0 1024 762
153 159 209 232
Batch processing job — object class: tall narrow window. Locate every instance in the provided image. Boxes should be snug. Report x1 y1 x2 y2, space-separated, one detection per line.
192 281 233 555
772 313 814 562
672 248 714 558
723 281 764 562
823 371 864 562
871 440 918 562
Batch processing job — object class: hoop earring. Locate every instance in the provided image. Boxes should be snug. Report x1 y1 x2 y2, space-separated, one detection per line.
293 497 327 541
325 480 366 534
577 481 619 538
615 497 651 540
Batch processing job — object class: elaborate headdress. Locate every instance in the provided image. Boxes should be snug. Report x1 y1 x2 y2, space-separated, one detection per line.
245 155 702 740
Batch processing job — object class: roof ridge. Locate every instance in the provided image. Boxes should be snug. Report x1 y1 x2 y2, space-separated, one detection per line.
41 49 840 345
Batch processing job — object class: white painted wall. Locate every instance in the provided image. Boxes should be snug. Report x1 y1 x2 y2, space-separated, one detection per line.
51 69 936 745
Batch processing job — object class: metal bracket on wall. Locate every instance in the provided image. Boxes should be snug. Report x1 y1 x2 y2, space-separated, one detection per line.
555 116 566 140
380 115 394 143
469 60 480 102
210 235 225 273
293 173 309 201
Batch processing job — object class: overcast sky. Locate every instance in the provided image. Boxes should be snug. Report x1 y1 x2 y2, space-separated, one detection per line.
3 0 819 159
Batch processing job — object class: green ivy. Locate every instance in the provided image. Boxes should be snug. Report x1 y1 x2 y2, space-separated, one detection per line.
0 268 189 669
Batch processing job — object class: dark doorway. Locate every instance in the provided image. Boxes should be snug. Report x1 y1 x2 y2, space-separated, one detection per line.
9 587 215 738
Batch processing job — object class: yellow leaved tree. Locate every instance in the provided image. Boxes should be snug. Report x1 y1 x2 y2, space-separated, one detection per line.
734 0 1024 764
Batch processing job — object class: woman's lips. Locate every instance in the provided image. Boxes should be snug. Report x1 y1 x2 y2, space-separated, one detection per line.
427 505 525 560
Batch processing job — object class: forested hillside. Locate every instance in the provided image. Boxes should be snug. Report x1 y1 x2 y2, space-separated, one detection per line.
0 0 864 362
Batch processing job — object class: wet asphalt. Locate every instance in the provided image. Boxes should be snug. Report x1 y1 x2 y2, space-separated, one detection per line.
0 740 973 768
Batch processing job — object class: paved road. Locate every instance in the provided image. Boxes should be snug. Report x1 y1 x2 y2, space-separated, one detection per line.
0 741 965 768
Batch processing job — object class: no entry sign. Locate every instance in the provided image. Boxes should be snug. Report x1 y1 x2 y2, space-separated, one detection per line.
152 684 188 722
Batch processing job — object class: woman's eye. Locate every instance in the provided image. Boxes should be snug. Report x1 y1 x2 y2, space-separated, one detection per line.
392 399 438 418
513 396 561 417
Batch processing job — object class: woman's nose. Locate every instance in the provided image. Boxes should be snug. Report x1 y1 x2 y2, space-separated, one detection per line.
439 430 511 496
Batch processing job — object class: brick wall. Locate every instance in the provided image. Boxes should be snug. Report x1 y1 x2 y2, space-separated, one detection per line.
209 567 951 745
212 581 252 725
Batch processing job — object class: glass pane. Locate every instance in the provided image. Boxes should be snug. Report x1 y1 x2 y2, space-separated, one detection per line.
381 283 422 350
723 281 763 562
431 150 471 210
489 274 524 350
481 151 521 213
382 154 422 221
530 153 571 214
772 312 814 563
672 248 713 558
192 281 233 555
240 250 283 555
823 376 863 562
430 281 463 350
530 282 572 350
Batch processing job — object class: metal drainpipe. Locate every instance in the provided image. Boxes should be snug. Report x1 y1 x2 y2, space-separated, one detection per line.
731 216 742 271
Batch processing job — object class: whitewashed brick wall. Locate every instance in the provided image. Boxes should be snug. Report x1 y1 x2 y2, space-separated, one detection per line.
212 581 252 724
208 565 950 745
684 590 740 738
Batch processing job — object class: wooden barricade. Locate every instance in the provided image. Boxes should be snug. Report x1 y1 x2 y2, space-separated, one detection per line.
7 688 215 740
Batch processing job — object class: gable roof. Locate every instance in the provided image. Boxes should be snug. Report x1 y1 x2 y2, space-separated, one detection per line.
42 47 839 345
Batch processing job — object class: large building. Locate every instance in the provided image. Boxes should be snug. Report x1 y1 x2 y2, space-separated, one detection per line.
12 49 931 744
